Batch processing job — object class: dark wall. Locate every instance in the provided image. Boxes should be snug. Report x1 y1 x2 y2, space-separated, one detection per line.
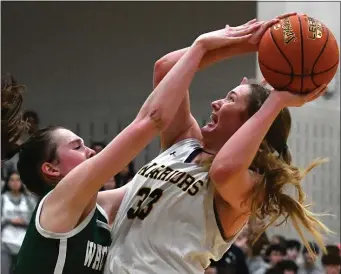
2 1 257 167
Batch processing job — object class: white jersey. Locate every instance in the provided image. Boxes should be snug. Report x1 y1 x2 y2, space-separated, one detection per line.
104 139 243 274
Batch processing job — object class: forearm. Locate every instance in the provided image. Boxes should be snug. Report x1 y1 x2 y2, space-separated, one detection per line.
210 95 283 181
138 40 206 128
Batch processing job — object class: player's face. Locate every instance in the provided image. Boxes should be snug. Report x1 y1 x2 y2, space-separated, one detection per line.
52 128 96 177
201 84 251 152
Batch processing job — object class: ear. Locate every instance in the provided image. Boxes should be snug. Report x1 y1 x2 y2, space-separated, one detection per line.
240 77 249 85
41 162 60 178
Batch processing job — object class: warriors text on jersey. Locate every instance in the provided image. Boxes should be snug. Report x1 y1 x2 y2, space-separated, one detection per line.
104 139 245 274
14 193 111 274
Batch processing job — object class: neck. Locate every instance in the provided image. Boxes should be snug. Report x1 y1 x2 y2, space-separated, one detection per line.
10 190 21 196
202 142 219 156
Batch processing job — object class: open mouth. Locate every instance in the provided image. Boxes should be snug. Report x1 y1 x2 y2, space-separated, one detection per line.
210 113 218 124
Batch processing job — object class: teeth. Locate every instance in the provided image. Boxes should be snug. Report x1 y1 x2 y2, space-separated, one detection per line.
210 114 217 124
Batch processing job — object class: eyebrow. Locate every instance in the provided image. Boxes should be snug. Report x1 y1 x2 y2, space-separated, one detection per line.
227 90 238 99
69 138 84 146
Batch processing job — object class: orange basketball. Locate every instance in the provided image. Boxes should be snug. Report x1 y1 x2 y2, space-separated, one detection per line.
258 14 339 93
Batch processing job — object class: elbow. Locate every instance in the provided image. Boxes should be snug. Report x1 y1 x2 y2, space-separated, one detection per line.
153 58 170 86
148 108 172 132
135 108 171 133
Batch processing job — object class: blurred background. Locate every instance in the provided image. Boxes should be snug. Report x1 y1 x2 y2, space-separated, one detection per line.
1 1 340 274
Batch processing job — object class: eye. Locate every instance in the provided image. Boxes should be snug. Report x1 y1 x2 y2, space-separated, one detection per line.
74 145 82 150
227 95 234 102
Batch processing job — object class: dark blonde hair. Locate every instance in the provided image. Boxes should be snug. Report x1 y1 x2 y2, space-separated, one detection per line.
1 73 27 160
246 83 330 258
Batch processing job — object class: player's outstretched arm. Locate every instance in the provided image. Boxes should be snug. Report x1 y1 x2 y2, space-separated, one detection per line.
40 35 215 233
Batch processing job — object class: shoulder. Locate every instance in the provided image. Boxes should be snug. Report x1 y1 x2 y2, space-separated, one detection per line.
160 138 202 155
35 193 98 239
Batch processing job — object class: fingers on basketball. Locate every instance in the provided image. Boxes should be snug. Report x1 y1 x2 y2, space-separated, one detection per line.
306 84 327 102
234 22 262 37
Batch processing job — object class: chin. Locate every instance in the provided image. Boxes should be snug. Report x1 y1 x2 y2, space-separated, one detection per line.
200 124 217 145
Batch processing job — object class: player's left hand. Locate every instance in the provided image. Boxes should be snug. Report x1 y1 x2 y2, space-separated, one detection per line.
231 12 297 55
248 12 297 45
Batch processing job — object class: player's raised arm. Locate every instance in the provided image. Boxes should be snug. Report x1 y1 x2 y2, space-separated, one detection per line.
152 18 283 150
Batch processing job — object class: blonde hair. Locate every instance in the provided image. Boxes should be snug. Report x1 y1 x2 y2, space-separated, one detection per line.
249 142 331 258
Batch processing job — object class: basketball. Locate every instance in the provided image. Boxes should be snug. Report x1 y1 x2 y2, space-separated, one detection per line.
258 14 339 93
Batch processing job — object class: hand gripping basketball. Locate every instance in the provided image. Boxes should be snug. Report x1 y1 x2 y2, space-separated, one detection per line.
270 83 327 108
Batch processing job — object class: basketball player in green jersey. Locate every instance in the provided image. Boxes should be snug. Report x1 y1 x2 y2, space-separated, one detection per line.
12 21 264 274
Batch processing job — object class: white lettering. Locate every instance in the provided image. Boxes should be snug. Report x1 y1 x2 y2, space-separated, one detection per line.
84 241 109 270
99 246 108 270
84 241 96 267
92 244 102 270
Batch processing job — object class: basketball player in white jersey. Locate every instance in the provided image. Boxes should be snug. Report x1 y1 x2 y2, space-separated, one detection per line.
104 14 330 274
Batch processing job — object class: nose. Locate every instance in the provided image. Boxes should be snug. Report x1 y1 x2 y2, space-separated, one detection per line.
87 147 96 158
211 100 222 111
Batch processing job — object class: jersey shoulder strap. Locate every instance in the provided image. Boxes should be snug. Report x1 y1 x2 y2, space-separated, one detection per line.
157 138 203 162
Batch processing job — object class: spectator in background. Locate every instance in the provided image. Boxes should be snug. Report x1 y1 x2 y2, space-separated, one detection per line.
254 244 286 274
101 176 117 191
204 266 217 274
266 260 299 274
1 171 37 274
22 110 40 135
298 242 323 274
248 232 270 273
90 141 106 154
321 245 341 274
286 239 302 262
270 234 287 248
115 161 136 188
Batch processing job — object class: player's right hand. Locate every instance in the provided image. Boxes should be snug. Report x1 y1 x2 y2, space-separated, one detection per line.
269 84 328 108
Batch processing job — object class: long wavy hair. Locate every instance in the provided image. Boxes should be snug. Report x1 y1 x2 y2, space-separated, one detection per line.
203 82 330 258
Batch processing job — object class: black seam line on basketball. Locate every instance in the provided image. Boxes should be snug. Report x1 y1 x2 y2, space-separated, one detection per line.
298 16 304 92
258 61 289 89
269 26 294 88
259 59 339 76
311 28 330 87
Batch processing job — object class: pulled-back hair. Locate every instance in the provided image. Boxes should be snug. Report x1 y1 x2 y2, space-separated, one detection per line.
247 83 330 258
1 73 27 160
17 126 63 197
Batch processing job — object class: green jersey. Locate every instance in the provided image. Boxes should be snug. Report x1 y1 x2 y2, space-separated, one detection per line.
14 194 112 274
